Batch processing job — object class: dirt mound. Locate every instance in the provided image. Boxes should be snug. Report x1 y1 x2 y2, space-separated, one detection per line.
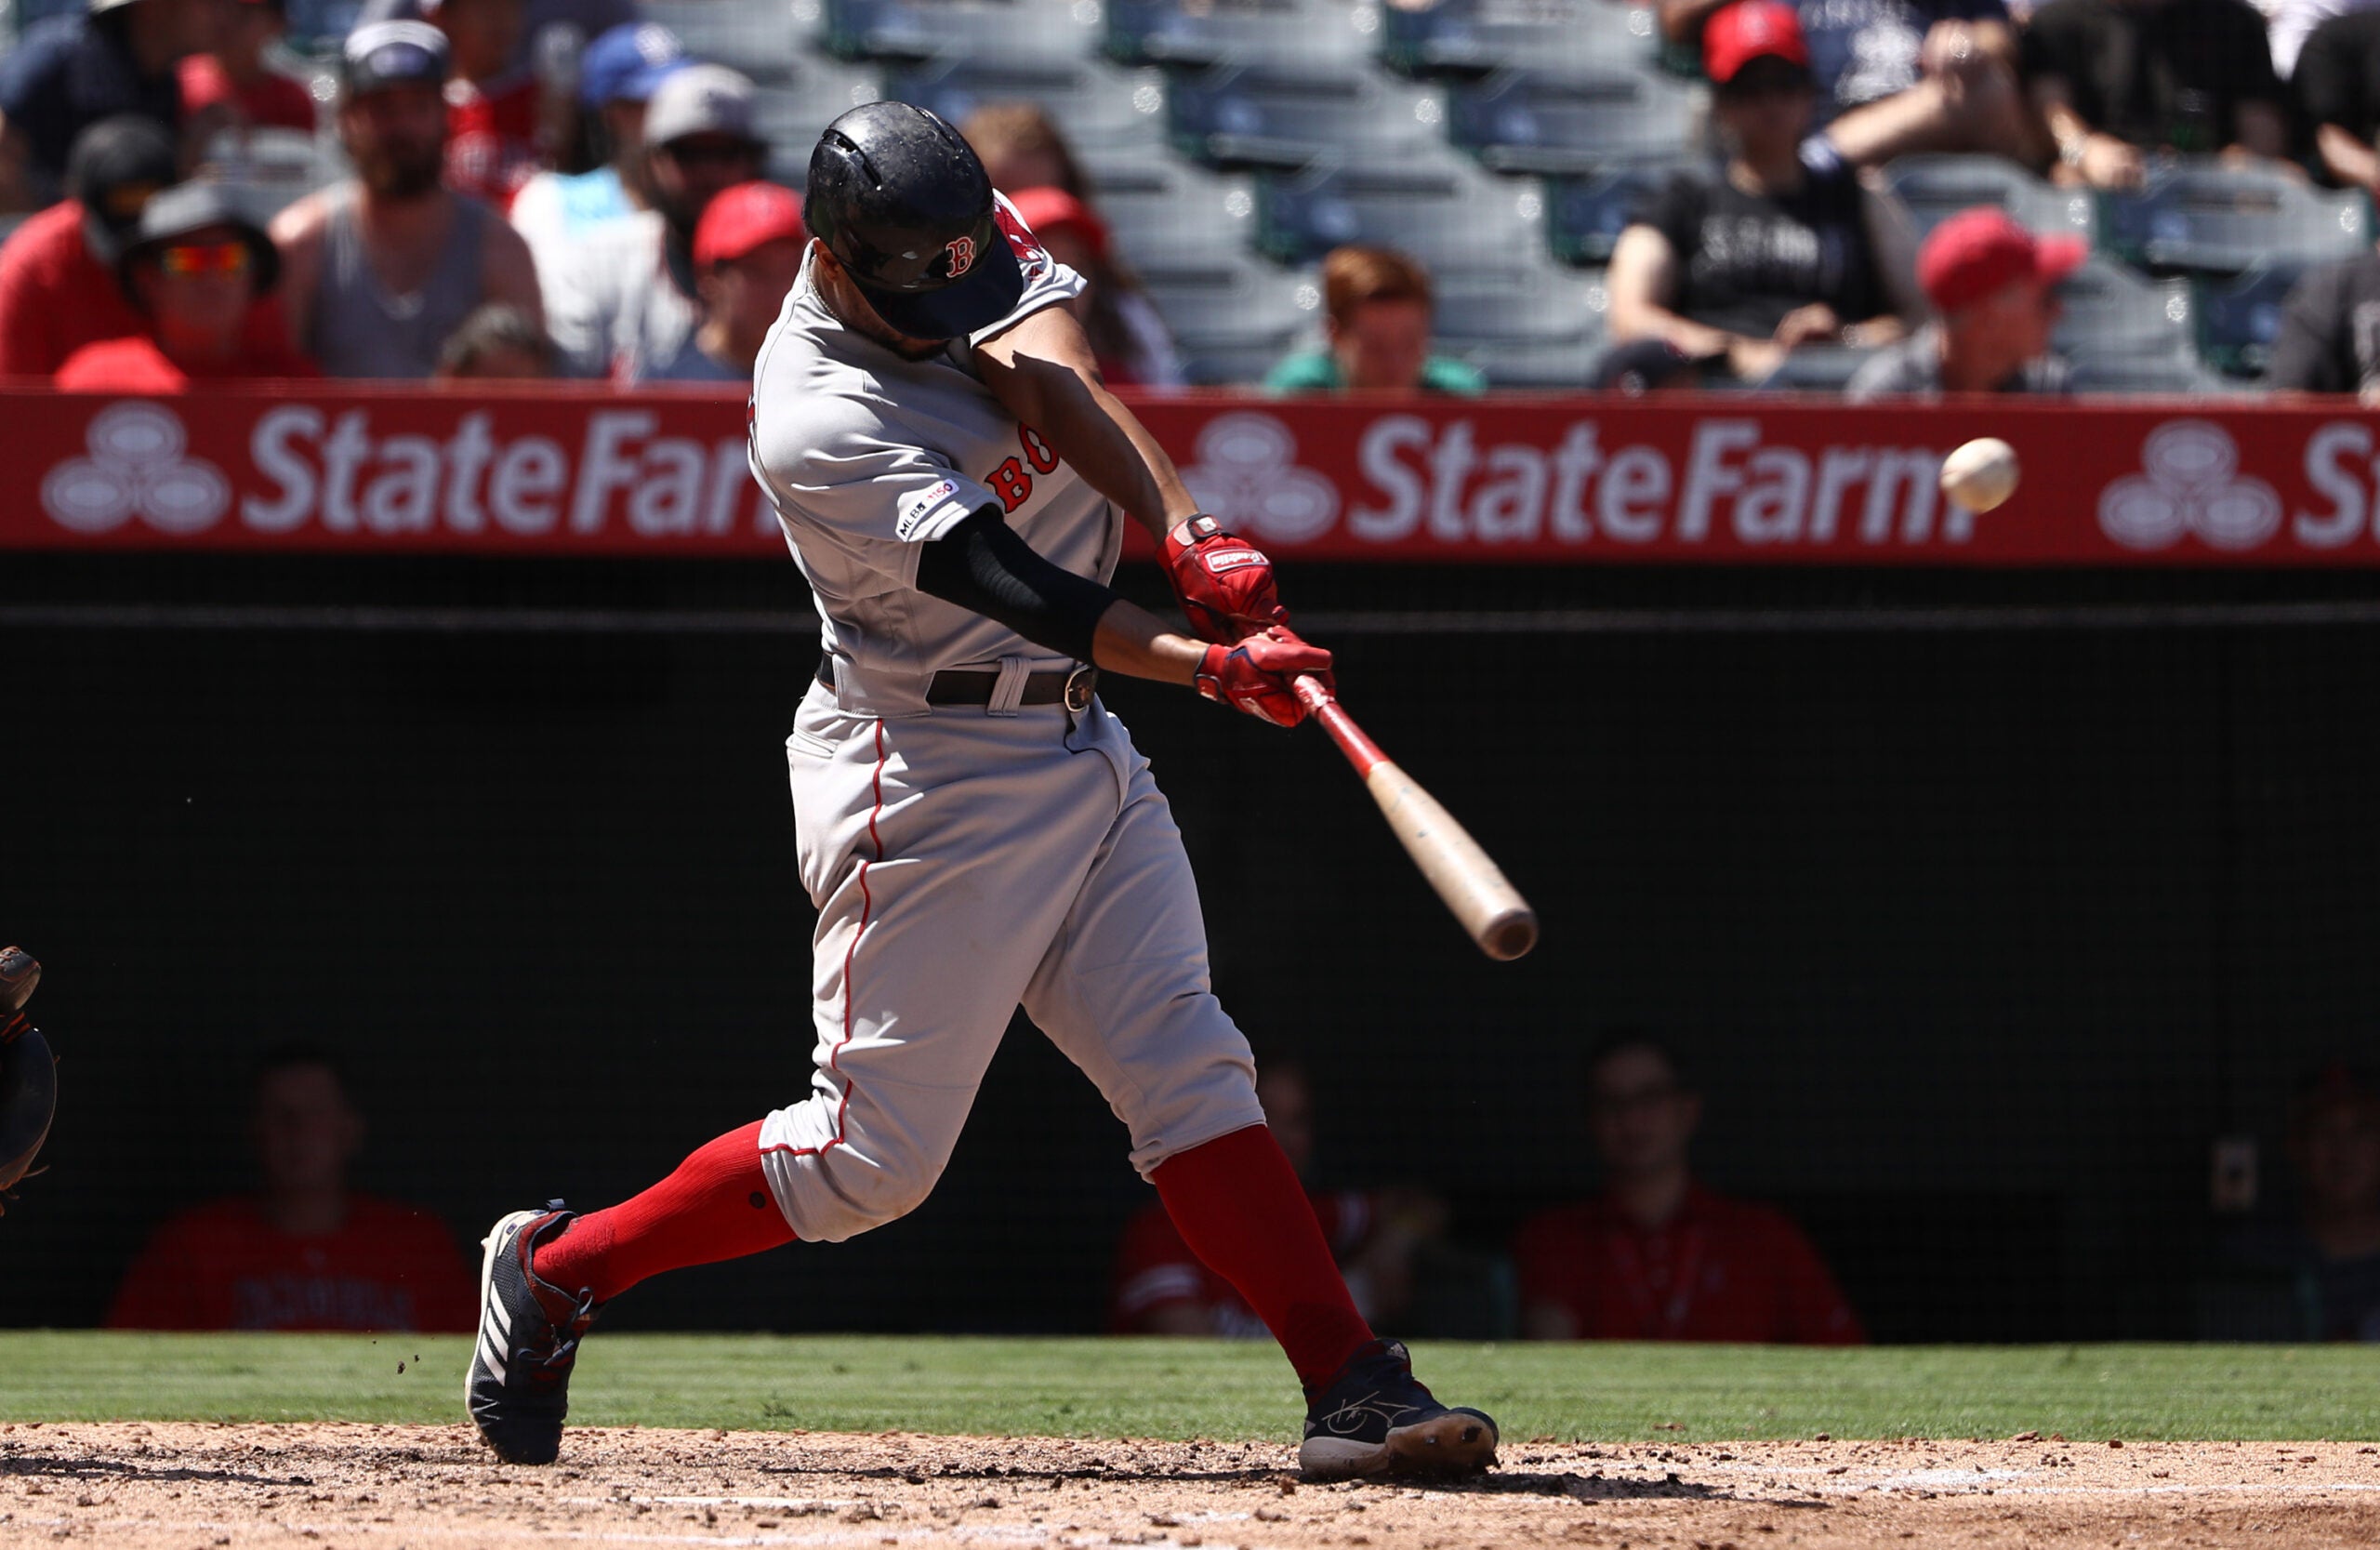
3 1423 2376 1546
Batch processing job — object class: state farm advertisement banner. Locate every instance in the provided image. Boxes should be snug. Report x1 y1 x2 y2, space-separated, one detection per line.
7 385 2380 564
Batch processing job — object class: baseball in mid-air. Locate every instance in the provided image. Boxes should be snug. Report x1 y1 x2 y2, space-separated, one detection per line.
1940 437 2020 512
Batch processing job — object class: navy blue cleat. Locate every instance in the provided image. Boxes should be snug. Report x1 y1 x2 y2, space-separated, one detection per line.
467 1203 599 1464
1299 1338 1500 1480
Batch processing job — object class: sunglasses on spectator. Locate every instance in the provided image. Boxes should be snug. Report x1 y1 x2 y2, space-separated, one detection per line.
661 139 763 167
1716 60 1814 100
156 241 253 276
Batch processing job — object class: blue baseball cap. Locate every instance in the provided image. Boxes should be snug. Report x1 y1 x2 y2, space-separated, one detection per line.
579 22 690 108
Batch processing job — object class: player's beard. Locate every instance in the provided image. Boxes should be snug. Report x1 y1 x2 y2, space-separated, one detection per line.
361 139 446 201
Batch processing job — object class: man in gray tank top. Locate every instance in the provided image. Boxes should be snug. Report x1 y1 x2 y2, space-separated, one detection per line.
271 21 544 378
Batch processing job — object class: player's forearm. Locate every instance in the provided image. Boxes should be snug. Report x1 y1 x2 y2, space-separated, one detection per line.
1033 370 1202 542
1091 598 1205 686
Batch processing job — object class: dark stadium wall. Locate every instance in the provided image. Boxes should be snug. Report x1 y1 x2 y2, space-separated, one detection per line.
6 556 2379 1342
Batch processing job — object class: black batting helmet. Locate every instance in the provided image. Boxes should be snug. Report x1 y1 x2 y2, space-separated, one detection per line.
805 101 1025 341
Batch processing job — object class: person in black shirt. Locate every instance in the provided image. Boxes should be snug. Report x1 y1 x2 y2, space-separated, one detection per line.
2296 10 2380 192
2266 245 2380 398
0 0 226 212
1608 0 1915 384
2021 0 2292 188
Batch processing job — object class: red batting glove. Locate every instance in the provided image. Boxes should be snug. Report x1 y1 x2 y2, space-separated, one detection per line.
1195 627 1334 727
1162 514 1287 644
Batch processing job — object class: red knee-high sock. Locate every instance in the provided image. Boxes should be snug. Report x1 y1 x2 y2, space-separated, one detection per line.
1151 1123 1374 1392
533 1121 795 1304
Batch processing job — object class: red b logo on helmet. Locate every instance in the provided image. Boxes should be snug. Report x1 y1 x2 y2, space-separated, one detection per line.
945 235 976 278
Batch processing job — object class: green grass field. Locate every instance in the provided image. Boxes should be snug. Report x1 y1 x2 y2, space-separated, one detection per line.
0 1334 2374 1444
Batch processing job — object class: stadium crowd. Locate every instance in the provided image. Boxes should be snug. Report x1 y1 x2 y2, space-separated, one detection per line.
3 0 2380 392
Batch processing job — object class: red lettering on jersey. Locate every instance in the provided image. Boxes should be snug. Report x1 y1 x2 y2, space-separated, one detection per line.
989 457 1033 512
992 194 1050 278
1019 423 1059 475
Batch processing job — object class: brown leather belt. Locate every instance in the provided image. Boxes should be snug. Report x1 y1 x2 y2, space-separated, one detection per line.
817 654 1098 710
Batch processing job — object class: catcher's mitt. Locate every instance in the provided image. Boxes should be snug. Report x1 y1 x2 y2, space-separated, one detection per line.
0 947 55 1212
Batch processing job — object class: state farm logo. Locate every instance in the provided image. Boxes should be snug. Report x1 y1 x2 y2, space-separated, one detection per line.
1180 413 1338 545
42 403 229 535
2098 420 2281 551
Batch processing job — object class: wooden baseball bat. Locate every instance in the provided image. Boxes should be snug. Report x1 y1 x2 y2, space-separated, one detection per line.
1291 676 1539 961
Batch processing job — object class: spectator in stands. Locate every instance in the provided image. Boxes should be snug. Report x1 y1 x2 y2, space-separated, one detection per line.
509 21 689 289
2296 10 2380 189
107 1045 475 1331
1110 1058 1448 1336
434 299 558 377
546 62 764 381
1659 0 2050 168
0 0 228 211
178 0 314 139
1264 245 1486 395
1005 185 1183 390
2022 0 2292 188
2266 237 2380 398
56 179 313 387
364 0 543 210
2221 1063 2380 1340
272 22 544 378
0 115 177 376
1607 3 1912 385
2265 0 2378 81
653 179 804 381
1846 205 2080 398
961 100 1092 204
1514 1036 1864 1343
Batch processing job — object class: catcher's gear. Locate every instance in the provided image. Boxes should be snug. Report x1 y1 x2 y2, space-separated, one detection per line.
1196 627 1333 727
1163 514 1288 644
0 947 56 1212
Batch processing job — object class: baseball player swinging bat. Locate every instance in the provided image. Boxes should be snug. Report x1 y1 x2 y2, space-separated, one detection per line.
1290 677 1539 960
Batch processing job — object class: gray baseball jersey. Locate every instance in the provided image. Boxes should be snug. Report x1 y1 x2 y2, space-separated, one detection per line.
748 221 1120 715
745 205 1264 1243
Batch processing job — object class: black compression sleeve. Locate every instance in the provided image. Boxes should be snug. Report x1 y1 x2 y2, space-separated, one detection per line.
912 505 1117 663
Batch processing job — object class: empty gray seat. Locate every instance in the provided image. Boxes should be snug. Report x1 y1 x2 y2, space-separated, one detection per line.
883 52 1169 156
1104 0 1371 69
2053 256 2196 360
1433 265 1611 387
1134 253 1317 384
1543 156 1691 265
1380 0 1658 80
1078 151 1261 266
1255 151 1543 269
1881 153 2096 245
2098 160 2372 275
1164 60 1438 169
2194 260 2311 379
817 0 1091 63
642 0 803 83
1445 65 1700 176
2064 353 2241 395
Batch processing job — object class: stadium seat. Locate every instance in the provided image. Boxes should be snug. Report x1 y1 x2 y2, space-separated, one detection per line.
2053 256 2197 363
2063 352 2241 395
815 0 1090 64
1880 153 2096 246
1254 152 1543 269
283 0 365 54
1543 158 1690 266
2194 260 2310 380
1078 152 1261 266
1131 251 1318 385
1432 265 1611 387
746 53 895 179
1163 60 1439 170
200 128 343 219
1104 0 1372 68
1378 0 1658 81
2097 161 2373 276
1444 65 1702 176
643 0 806 83
881 53 1170 157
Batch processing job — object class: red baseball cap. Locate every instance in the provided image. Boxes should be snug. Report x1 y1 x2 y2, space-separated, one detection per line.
693 180 806 270
1703 1 1809 85
1917 206 2088 314
1002 184 1110 267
